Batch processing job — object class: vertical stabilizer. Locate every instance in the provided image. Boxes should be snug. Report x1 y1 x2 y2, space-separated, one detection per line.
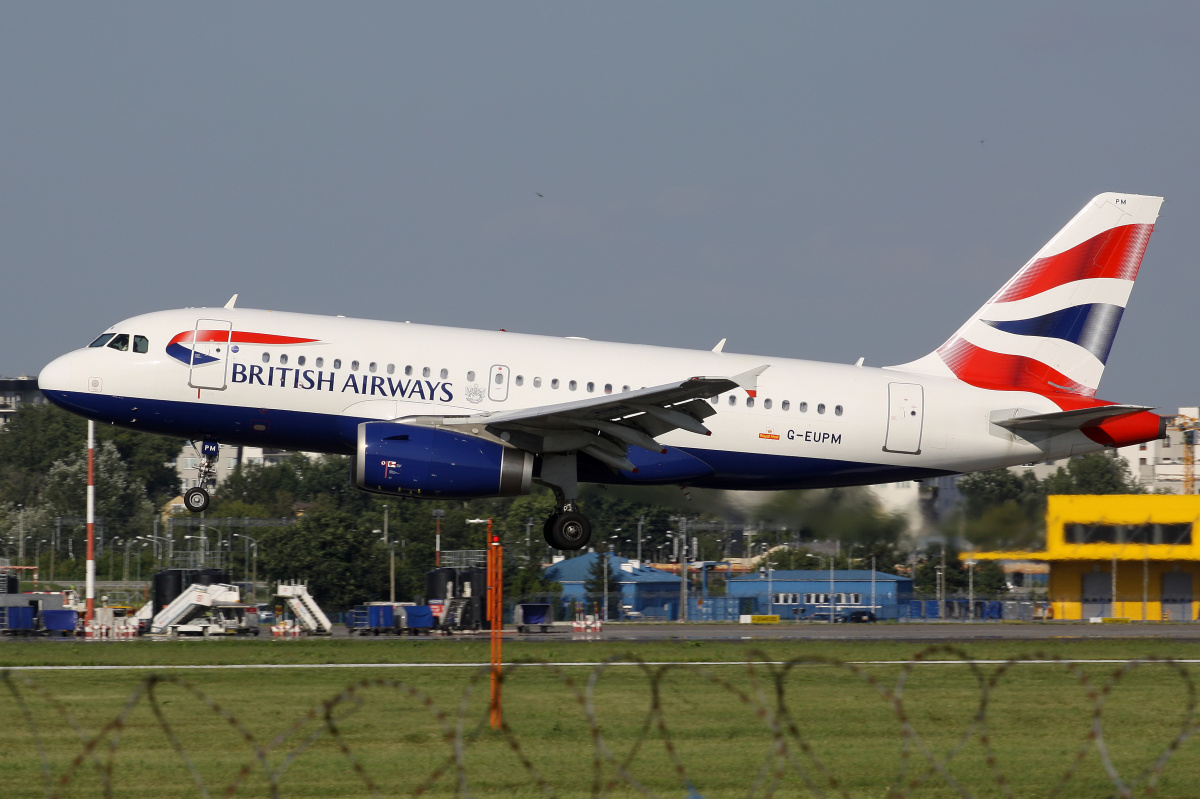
890 192 1163 397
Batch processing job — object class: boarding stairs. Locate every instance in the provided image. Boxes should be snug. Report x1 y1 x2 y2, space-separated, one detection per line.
276 582 332 634
440 597 468 630
150 583 240 634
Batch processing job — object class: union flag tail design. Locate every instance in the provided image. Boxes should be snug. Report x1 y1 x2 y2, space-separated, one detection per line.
893 193 1163 397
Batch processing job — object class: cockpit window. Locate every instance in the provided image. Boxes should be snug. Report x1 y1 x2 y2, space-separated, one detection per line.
89 334 115 348
106 334 130 352
133 335 149 354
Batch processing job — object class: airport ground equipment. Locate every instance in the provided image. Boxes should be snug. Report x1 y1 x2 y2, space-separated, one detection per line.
275 581 333 634
348 602 436 635
514 603 553 633
426 558 487 631
149 582 257 636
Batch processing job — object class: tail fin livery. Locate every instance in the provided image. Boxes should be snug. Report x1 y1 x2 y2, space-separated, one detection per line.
892 192 1163 397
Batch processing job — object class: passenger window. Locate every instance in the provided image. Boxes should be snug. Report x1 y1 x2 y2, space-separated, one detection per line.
622 385 630 392
405 365 413 376
467 371 476 382
551 379 560 389
586 382 594 392
369 362 377 373
422 367 431 378
89 334 115 348
351 360 360 371
533 377 542 387
746 397 755 408
261 352 270 363
515 375 524 386
763 398 772 410
298 356 306 367
835 405 843 416
782 400 790 411
106 334 130 352
604 383 612 394
133 336 149 354
728 396 736 406
799 402 808 413
569 380 577 391
817 403 826 414
279 354 288 365
386 364 394 375
315 357 324 368
711 397 718 405
333 359 342 370
440 368 448 379
494 373 504 385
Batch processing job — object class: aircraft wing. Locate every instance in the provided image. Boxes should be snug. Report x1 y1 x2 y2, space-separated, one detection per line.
398 365 768 472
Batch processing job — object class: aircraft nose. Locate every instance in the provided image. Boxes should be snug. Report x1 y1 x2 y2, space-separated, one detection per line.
38 352 76 395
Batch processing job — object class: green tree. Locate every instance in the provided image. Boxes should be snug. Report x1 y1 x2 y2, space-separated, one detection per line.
1042 453 1142 495
583 553 620 618
914 544 1008 596
257 498 387 611
0 403 185 507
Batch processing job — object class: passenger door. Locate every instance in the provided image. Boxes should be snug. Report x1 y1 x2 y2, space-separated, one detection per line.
188 319 233 390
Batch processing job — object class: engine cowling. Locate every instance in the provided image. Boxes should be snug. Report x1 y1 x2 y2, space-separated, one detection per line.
353 422 532 499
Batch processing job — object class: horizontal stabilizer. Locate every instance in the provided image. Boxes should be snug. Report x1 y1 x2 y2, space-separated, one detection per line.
991 404 1154 432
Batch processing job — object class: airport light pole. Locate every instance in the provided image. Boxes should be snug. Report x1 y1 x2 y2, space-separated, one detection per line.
233 534 258 602
966 558 976 622
432 509 445 567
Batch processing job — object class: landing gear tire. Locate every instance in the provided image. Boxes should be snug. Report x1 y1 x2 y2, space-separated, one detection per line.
542 516 556 547
547 511 591 550
184 487 210 513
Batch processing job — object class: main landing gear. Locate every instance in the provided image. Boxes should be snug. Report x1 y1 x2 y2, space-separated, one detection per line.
184 439 221 513
542 503 591 550
538 452 592 550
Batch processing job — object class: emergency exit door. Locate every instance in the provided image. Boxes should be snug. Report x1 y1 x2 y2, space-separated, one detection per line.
488 365 510 402
883 383 923 454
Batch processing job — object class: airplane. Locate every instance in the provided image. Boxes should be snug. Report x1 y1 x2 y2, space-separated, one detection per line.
38 192 1166 550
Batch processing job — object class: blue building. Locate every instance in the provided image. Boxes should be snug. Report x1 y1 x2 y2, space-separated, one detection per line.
543 553 682 619
725 570 913 620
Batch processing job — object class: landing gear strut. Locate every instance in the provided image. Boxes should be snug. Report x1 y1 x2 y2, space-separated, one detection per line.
185 439 220 513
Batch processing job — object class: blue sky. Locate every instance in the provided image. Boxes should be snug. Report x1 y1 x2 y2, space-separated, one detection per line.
3 4 1196 409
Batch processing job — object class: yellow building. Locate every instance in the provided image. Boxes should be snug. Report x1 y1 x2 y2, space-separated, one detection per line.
967 495 1200 622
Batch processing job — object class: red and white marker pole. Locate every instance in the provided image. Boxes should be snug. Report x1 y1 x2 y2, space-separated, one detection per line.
86 421 95 624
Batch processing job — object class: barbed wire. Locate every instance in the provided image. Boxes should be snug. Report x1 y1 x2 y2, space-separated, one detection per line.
2 647 1197 798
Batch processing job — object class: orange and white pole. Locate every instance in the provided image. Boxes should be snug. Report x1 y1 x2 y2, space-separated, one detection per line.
86 421 95 624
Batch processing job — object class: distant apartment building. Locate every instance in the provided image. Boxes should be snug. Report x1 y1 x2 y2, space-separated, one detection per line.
0 376 45 427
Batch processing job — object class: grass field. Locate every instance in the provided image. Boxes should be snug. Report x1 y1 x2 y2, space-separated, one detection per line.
3 637 1200 797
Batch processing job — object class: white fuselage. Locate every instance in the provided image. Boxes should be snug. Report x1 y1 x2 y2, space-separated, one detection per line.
39 307 1100 491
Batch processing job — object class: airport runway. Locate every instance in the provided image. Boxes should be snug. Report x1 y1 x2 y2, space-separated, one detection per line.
337 621 1200 642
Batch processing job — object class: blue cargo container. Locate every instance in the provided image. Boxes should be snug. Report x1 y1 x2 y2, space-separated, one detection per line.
367 604 395 629
5 606 34 631
43 609 78 633
401 605 435 634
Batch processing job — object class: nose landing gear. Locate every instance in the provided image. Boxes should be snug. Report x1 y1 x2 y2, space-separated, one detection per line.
184 439 221 513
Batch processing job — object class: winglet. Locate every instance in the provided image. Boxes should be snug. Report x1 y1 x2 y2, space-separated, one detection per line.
731 364 770 393
224 294 239 309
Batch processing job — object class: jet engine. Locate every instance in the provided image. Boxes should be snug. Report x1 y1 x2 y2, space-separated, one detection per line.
353 422 532 499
